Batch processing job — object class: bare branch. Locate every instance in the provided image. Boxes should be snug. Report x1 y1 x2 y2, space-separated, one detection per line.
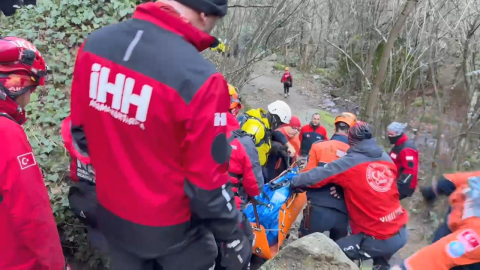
228 5 274 9
325 39 372 87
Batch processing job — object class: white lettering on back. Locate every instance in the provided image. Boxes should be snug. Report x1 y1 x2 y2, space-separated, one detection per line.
214 112 227 127
89 63 152 129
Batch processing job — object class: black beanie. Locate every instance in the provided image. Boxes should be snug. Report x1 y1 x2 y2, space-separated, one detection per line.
176 0 228 17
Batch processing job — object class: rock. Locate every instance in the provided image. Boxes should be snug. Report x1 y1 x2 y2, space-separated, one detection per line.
330 108 339 114
330 88 344 98
333 97 341 101
269 53 278 61
260 233 359 270
313 75 320 80
323 98 335 108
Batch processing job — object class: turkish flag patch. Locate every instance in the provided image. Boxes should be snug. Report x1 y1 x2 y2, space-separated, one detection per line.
17 152 37 170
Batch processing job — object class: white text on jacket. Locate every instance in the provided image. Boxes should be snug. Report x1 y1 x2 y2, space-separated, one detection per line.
379 206 404 222
89 63 152 126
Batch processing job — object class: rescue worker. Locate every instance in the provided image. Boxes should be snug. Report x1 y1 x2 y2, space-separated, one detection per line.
280 67 293 98
387 122 419 200
61 116 108 253
226 83 264 209
391 172 480 270
0 36 66 269
299 112 328 156
215 99 264 270
299 112 357 241
69 1 251 270
291 122 408 270
228 84 242 116
264 115 301 181
241 100 295 181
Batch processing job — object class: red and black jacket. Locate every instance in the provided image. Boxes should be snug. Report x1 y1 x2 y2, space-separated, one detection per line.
389 134 419 200
69 2 242 254
292 139 408 240
299 124 328 156
227 114 263 210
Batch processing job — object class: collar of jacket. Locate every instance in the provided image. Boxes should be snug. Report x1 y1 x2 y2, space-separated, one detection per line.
133 2 218 52
331 133 348 144
0 93 26 125
395 133 408 146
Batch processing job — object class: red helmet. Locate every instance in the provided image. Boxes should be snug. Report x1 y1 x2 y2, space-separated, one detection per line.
0 36 49 97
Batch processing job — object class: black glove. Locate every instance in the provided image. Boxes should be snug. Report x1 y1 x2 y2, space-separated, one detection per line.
290 184 305 194
220 232 252 270
420 186 437 202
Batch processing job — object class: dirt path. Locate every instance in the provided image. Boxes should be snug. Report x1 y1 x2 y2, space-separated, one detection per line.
240 60 331 127
240 60 432 266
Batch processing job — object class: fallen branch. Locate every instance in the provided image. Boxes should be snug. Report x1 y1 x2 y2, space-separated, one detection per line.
325 39 372 87
228 5 274 8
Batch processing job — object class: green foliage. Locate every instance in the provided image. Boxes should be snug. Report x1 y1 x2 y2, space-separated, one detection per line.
273 63 287 71
2 0 139 267
318 110 335 135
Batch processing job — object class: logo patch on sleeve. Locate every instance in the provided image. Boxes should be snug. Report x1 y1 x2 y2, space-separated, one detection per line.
17 152 37 170
457 229 480 252
447 241 465 258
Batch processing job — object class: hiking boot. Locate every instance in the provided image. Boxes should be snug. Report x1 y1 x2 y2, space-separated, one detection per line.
284 94 287 98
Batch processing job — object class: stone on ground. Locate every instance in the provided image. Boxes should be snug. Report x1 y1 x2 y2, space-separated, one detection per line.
260 233 359 270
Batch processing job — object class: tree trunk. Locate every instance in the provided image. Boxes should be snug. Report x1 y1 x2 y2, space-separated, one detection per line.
362 0 419 122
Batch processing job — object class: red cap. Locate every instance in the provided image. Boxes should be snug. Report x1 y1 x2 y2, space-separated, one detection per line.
289 116 301 129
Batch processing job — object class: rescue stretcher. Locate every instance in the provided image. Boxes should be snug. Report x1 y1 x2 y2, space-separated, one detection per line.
244 162 307 260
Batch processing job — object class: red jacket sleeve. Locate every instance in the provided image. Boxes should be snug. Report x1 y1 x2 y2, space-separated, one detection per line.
0 123 65 269
182 74 242 242
398 148 419 186
239 143 261 197
69 43 90 155
320 126 328 141
70 43 86 128
299 125 307 143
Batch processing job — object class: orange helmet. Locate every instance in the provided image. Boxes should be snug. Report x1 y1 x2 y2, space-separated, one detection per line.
228 84 242 114
334 112 357 128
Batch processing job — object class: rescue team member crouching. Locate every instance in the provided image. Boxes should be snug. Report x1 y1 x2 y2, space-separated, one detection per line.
291 122 408 270
264 116 302 181
391 172 480 270
69 1 250 270
241 100 295 180
387 122 419 200
61 116 108 253
0 37 67 269
299 112 357 241
299 112 328 156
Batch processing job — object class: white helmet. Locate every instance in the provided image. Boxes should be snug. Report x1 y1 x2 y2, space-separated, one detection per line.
267 100 292 124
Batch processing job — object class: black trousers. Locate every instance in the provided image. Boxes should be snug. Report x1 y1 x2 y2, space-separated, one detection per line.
108 229 217 270
283 84 290 94
299 205 348 241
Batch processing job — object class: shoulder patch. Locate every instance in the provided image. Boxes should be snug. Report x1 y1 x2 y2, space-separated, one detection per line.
457 229 480 252
447 241 465 258
17 152 37 170
336 149 347 158
390 153 397 159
